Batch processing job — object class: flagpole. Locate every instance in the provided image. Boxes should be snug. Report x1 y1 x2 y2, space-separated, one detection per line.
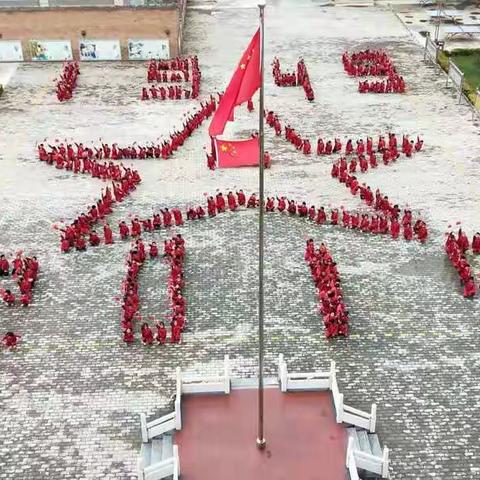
256 0 266 450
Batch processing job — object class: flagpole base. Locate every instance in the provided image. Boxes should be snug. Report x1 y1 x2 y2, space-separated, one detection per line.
256 438 267 449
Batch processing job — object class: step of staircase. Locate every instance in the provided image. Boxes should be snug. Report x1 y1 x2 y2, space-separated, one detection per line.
347 427 385 478
161 433 173 461
368 433 382 458
140 442 152 468
357 430 373 456
150 439 163 466
347 427 360 450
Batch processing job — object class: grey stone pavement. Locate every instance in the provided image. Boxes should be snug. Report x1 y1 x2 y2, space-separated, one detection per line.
1 0 480 479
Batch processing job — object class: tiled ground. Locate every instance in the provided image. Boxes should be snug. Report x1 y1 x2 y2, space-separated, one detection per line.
0 1 480 479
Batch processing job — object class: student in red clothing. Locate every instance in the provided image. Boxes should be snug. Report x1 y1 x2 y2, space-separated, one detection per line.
89 231 101 246
2 332 20 348
119 221 130 240
227 192 238 211
456 229 469 252
463 277 477 298
171 320 182 343
173 208 184 226
2 289 15 306
103 223 114 244
472 233 480 254
141 323 154 345
61 236 71 253
403 222 413 241
146 243 156 259
0 254 10 275
156 321 168 344
123 328 134 343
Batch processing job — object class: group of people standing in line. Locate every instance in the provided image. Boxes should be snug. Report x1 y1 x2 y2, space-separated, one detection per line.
272 57 315 101
122 235 186 345
265 110 422 160
1 254 40 349
0 253 39 307
305 240 349 337
41 96 217 165
143 56 201 101
445 229 479 298
342 49 406 94
55 175 140 253
56 61 80 102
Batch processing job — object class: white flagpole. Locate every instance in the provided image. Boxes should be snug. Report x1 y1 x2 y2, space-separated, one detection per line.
256 0 266 450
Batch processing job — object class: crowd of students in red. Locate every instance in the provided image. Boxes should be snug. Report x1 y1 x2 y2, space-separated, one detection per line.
39 97 216 164
121 235 186 345
342 49 406 94
445 229 479 298
330 134 423 177
113 189 428 250
143 56 201 100
0 253 39 307
56 61 80 102
118 207 184 241
56 176 140 253
265 110 423 159
272 57 315 101
305 240 349 337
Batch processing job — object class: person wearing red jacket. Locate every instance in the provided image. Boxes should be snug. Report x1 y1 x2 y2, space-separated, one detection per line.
156 322 167 344
237 190 246 206
0 254 9 275
2 289 15 305
173 208 184 226
457 229 469 252
103 224 114 244
227 192 238 211
123 328 134 343
119 221 129 240
162 209 173 227
75 235 87 251
61 236 71 253
463 277 477 298
216 193 226 212
149 242 159 258
207 197 217 217
316 207 327 224
265 197 275 212
472 233 480 254
2 332 20 348
171 320 182 343
141 323 154 345
89 231 101 246
302 140 311 155
403 223 413 241
247 194 258 208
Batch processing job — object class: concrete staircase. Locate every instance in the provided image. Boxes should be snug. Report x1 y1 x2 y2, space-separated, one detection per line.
347 427 385 479
138 432 176 480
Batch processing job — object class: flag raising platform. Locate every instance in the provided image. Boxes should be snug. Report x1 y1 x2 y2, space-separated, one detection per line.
175 387 348 480
136 355 390 480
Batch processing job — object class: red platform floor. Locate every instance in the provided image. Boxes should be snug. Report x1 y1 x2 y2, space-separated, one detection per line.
175 387 348 480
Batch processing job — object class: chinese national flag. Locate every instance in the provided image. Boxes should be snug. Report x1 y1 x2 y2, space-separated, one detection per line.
216 137 259 168
209 29 261 137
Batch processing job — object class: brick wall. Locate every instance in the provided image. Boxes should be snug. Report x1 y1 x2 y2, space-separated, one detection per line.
0 6 180 60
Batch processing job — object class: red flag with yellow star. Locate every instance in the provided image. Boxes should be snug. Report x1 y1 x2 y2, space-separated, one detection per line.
215 137 260 168
209 29 261 137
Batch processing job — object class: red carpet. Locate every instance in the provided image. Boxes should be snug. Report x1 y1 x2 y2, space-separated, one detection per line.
175 387 348 480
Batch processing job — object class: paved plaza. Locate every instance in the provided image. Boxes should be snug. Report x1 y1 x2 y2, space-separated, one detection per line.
1 0 480 479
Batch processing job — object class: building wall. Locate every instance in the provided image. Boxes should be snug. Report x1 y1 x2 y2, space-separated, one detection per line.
0 6 180 60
